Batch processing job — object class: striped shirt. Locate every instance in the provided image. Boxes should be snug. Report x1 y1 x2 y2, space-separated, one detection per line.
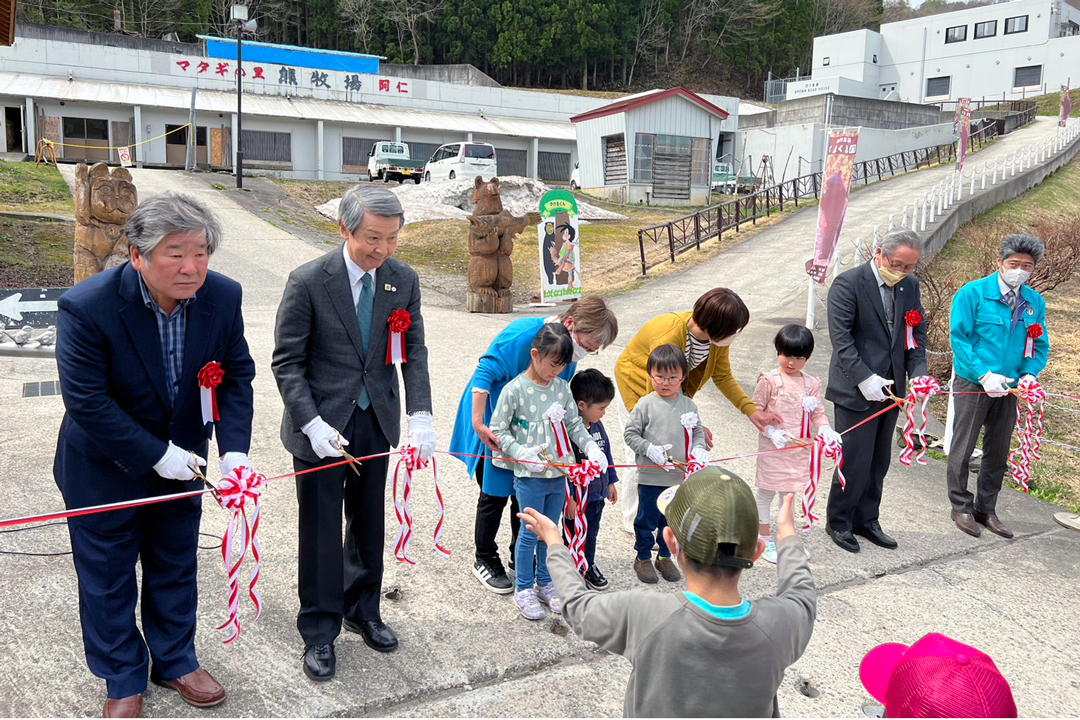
138 273 195 405
685 332 711 371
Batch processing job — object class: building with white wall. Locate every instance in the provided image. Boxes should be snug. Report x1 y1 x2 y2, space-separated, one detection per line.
791 0 1080 103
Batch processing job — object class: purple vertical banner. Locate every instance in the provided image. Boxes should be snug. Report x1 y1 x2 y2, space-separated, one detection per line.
805 129 860 284
1061 84 1072 127
957 98 971 172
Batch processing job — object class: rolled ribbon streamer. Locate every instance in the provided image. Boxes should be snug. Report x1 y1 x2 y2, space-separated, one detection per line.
214 466 265 645
805 433 844 528
899 376 941 467
1008 378 1046 493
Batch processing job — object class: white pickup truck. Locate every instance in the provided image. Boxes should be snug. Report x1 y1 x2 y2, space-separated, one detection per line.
367 141 424 184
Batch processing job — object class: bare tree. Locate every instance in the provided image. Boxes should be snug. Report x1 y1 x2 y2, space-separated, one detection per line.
628 0 667 86
680 0 782 65
813 0 881 38
339 0 383 53
383 0 444 64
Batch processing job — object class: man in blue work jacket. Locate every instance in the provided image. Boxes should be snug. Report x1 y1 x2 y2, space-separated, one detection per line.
947 234 1050 539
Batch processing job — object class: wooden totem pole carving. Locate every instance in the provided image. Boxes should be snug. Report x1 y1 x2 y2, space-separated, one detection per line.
467 176 540 313
74 162 138 284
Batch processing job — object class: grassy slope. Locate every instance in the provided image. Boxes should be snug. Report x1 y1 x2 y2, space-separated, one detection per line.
0 160 76 214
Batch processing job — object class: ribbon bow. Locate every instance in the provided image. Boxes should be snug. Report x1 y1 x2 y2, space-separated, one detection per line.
904 310 923 350
392 446 451 565
1024 323 1043 359
198 361 224 429
543 404 572 458
563 460 602 573
899 376 941 467
386 309 412 365
1008 378 1046 493
215 467 265 645
805 433 844 529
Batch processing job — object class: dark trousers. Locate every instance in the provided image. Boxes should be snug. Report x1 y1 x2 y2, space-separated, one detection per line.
826 403 901 533
946 376 1018 514
66 492 201 699
295 405 390 646
634 484 671 560
473 461 520 566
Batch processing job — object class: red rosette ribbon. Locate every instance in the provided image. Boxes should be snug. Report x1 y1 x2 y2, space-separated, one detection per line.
1024 323 1043 359
386 309 412 365
904 310 923 350
214 466 265 645
562 460 601 573
197 361 224 426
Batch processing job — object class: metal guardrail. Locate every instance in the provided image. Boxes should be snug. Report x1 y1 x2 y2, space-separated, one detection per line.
636 121 1005 275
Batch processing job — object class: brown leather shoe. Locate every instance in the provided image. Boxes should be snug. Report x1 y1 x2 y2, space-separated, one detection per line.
952 511 981 537
152 667 226 708
103 694 143 718
974 512 1014 539
634 558 659 583
655 557 682 582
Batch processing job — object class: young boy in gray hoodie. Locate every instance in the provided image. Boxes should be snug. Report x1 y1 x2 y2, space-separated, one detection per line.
519 467 817 718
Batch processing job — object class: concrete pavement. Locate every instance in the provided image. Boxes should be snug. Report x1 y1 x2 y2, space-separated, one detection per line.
0 117 1077 717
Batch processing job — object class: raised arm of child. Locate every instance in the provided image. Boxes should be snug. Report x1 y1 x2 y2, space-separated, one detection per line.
773 494 817 666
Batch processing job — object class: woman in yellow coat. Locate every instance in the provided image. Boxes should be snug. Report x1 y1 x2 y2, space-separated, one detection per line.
613 288 782 531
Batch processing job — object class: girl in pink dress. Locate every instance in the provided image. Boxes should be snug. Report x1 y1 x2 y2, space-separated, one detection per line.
753 324 843 563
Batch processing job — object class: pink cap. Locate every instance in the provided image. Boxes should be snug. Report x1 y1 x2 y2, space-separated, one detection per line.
860 633 1017 718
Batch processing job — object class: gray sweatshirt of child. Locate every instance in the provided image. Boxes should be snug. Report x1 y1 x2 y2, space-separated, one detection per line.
623 391 705 487
548 537 817 718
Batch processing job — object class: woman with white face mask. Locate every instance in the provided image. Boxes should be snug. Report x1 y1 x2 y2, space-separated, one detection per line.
612 288 784 533
947 234 1050 541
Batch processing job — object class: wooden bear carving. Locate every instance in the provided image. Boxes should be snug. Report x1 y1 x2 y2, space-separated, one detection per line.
467 176 540 313
74 162 138 284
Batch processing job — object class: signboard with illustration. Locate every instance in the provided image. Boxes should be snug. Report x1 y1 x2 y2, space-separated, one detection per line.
537 190 582 303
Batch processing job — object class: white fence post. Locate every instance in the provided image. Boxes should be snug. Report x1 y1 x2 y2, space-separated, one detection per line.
921 194 929 230
970 168 976 195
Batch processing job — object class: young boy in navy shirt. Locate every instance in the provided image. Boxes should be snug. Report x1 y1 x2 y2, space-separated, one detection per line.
569 369 619 589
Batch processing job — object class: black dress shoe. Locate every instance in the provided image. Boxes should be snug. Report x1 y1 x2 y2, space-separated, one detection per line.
345 618 399 652
303 643 335 681
826 524 861 553
852 521 898 549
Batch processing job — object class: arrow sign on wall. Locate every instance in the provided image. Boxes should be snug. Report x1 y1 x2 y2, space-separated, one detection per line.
0 288 69 326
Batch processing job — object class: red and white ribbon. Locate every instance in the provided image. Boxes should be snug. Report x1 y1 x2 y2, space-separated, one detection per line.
392 446 450 564
1024 323 1043 359
904 310 923 351
214 466 265 645
563 460 601 573
899 376 941 467
197 361 223 426
800 396 818 440
805 433 844 528
680 411 700 461
386 309 411 365
1008 379 1046 493
544 404 572 458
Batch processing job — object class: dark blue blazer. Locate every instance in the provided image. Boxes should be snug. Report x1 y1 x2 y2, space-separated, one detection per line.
54 262 256 508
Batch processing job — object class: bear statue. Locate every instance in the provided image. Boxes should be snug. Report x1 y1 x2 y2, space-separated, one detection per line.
466 176 540 313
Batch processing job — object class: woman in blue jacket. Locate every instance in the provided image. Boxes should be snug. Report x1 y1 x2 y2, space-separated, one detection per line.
450 296 618 593
947 234 1050 540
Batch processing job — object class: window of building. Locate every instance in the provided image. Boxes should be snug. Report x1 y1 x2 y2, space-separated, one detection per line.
945 25 967 43
538 151 571 182
241 129 291 163
343 137 377 167
1005 15 1028 34
1013 64 1043 88
974 20 997 38
633 133 655 183
926 75 951 98
690 138 711 186
165 124 206 147
603 134 627 185
822 57 830 66
63 117 108 141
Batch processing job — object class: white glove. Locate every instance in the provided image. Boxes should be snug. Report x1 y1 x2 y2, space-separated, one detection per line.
515 445 547 474
764 425 791 449
690 447 710 465
219 452 251 478
979 372 1014 398
407 413 437 463
818 427 843 446
646 443 674 470
584 441 609 474
154 441 207 481
858 374 894 402
301 416 348 459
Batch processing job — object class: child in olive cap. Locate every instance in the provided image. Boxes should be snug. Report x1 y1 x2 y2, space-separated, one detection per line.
519 466 817 718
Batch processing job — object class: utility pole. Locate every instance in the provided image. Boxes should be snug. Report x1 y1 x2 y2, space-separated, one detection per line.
232 5 257 189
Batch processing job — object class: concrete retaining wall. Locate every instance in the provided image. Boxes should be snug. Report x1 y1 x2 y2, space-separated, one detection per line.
739 94 951 131
922 133 1080 259
379 64 501 88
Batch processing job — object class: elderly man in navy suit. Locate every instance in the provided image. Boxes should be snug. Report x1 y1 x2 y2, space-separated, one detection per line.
54 193 255 718
825 228 929 553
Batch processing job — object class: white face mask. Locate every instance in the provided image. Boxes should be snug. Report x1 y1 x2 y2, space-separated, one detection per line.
1000 268 1031 288
571 339 589 363
711 331 740 347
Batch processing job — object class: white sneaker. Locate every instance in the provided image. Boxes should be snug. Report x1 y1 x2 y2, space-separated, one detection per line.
762 538 778 565
536 583 563 614
515 588 546 620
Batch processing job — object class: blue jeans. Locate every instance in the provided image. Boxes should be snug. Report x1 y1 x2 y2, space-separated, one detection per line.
514 478 564 591
634 484 671 561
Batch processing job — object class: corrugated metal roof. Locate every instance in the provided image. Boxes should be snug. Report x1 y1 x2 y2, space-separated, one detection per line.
0 72 576 141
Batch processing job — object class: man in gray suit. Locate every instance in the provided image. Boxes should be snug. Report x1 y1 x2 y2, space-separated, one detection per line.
272 187 436 681
825 229 929 553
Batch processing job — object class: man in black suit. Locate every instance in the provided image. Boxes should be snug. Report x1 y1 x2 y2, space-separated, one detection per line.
825 228 929 553
54 193 255 717
272 187 435 681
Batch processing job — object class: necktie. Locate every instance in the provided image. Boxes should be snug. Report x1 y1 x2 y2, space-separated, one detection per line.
357 273 373 410
1004 289 1016 309
884 285 895 330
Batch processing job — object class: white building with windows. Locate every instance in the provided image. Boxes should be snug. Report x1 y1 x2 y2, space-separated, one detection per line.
789 0 1080 103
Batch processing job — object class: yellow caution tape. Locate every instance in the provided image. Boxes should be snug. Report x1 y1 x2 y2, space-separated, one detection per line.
39 123 193 151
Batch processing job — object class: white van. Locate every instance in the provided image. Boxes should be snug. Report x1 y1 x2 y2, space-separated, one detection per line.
423 142 498 182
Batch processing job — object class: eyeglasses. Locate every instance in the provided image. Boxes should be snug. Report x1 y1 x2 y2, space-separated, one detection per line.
650 374 683 385
882 252 917 274
573 331 601 354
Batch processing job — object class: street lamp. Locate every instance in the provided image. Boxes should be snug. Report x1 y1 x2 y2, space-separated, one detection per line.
231 4 257 189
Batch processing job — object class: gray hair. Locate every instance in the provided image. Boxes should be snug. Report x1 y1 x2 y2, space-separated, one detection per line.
1000 234 1045 263
126 192 222 259
339 186 405 234
878 228 923 256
